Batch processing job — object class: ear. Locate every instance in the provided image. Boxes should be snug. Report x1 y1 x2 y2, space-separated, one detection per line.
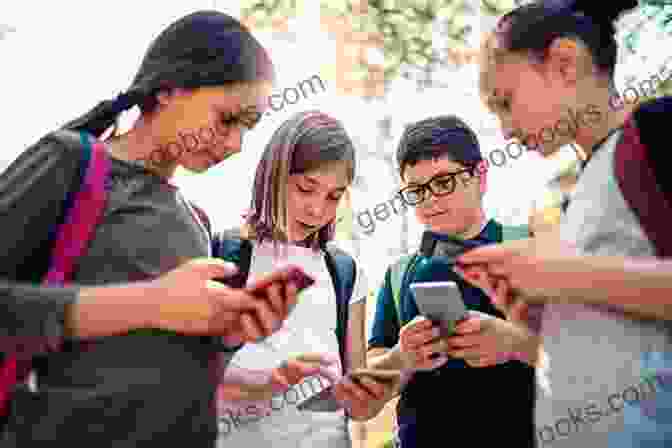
546 38 579 87
155 87 190 106
476 160 488 195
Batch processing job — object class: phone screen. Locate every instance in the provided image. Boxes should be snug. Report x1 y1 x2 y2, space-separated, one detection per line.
410 281 467 335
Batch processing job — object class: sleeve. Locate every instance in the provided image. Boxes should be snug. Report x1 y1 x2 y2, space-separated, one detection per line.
348 262 369 306
0 133 81 281
0 281 79 354
367 268 400 350
0 134 81 350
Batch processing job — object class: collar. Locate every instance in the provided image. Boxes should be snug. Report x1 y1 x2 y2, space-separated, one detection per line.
420 219 497 258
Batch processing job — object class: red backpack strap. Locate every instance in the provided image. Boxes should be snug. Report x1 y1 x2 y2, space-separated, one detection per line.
0 131 110 418
43 131 111 285
614 114 672 257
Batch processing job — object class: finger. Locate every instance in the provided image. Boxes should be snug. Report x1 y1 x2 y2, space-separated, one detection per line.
457 239 528 265
270 367 291 389
403 327 441 350
255 301 280 337
351 375 386 399
288 359 324 376
207 288 261 313
182 257 239 279
449 347 481 362
294 352 338 366
340 377 369 402
454 315 482 334
283 281 299 317
492 278 512 309
509 300 529 322
421 339 450 358
400 317 433 337
245 264 299 293
446 334 481 350
240 312 264 341
262 283 285 317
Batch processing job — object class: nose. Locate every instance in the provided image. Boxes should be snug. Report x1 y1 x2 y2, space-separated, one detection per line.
305 199 326 219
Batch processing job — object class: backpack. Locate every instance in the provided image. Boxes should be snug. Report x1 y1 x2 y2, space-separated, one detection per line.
0 130 111 418
211 229 357 372
614 96 672 257
389 222 531 325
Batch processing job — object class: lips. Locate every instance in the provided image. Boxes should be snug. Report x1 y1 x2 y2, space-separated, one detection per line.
425 210 449 219
297 221 319 230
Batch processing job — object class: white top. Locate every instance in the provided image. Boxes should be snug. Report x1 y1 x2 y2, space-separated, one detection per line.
535 130 672 447
216 241 368 448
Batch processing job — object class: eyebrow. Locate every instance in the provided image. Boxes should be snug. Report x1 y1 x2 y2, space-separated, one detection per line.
406 170 465 186
303 175 348 191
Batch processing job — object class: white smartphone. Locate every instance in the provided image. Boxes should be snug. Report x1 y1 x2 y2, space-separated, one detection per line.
410 281 468 335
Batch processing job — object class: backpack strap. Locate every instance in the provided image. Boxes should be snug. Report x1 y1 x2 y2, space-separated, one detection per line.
501 224 532 241
615 106 672 257
389 253 420 326
211 227 253 288
323 246 356 373
0 130 110 417
43 131 111 285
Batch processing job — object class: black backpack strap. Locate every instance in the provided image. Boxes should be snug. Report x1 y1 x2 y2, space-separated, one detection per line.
323 246 356 373
615 98 672 257
211 227 253 288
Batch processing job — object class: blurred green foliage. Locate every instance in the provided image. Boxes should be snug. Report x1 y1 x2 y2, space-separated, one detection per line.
240 1 518 81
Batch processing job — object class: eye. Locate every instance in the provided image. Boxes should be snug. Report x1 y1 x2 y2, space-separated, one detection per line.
328 192 344 201
435 177 455 188
218 111 239 127
297 184 313 194
498 97 511 112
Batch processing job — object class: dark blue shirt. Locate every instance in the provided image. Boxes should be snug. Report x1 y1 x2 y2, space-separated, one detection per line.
368 220 536 447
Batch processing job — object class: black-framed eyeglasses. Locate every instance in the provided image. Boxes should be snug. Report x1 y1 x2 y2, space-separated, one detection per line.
399 168 477 206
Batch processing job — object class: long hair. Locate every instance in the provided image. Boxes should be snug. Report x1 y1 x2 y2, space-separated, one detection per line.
245 110 355 251
61 11 275 138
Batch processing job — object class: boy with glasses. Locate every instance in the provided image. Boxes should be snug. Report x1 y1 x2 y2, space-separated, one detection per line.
366 116 539 447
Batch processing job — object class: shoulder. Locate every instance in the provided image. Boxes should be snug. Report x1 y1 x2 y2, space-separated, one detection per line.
4 130 84 177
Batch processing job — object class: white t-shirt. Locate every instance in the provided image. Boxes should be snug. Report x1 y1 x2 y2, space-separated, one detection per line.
535 130 672 447
216 241 368 448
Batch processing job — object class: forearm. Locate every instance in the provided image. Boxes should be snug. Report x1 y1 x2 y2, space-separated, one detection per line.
69 282 154 338
367 346 406 371
549 256 672 320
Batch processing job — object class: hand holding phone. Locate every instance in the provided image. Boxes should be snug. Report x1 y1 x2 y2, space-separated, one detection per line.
246 265 315 294
410 281 468 336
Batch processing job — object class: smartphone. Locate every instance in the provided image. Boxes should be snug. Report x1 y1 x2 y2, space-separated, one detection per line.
247 265 316 294
296 386 342 412
410 281 468 335
286 266 316 291
348 368 400 386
